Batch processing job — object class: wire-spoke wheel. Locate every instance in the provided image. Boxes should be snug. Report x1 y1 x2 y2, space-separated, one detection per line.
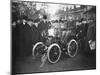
32 42 45 57
47 43 61 64
67 39 78 58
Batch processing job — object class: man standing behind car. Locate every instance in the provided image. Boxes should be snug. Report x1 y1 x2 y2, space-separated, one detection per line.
38 15 49 42
87 19 96 51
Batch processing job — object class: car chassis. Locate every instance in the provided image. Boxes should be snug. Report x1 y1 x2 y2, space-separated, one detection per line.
32 22 79 64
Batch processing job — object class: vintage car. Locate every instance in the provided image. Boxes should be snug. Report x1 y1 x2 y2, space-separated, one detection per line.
32 20 79 64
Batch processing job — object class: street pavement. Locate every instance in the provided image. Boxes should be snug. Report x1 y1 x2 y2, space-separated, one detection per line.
13 51 96 74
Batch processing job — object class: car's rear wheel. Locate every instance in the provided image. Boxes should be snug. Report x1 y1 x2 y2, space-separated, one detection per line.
32 42 45 57
67 39 78 58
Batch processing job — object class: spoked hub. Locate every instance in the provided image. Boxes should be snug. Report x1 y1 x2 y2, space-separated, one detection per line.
32 42 45 57
67 39 78 58
47 43 61 63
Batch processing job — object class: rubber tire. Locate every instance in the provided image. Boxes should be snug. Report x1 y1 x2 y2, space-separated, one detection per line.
67 39 78 58
32 42 44 57
47 43 61 64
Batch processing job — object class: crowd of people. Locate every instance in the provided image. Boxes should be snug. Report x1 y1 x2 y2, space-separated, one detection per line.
12 12 96 61
12 15 53 59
